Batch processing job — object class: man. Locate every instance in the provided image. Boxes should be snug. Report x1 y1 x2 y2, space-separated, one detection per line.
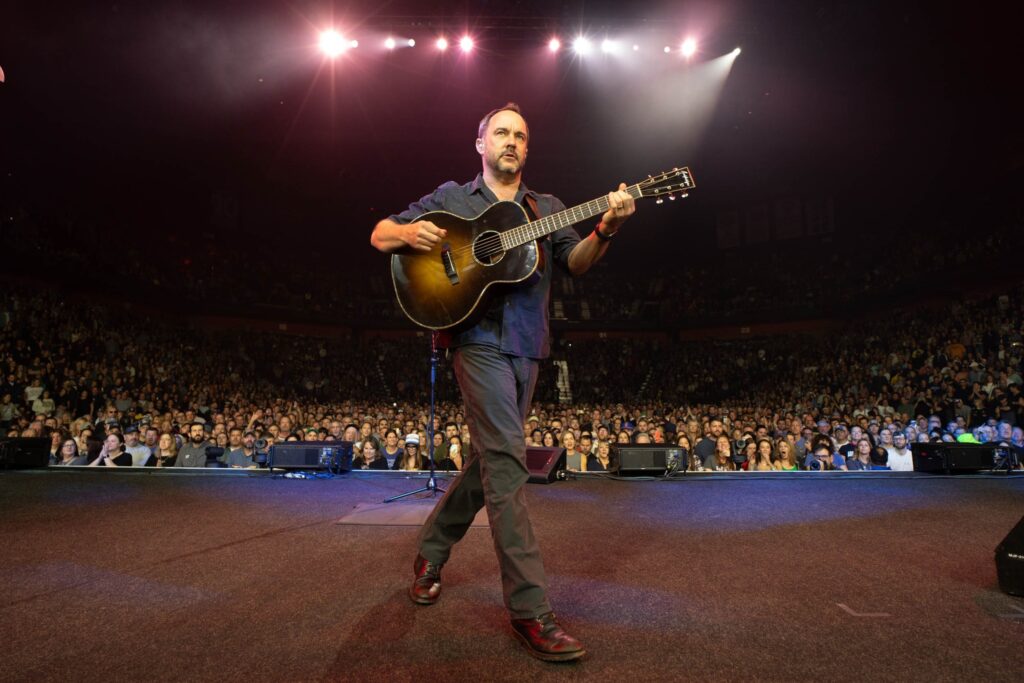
227 430 259 469
887 432 914 471
175 422 212 467
123 425 151 466
694 417 725 464
370 102 635 662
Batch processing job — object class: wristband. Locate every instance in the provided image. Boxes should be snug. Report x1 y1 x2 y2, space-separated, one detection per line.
594 224 615 242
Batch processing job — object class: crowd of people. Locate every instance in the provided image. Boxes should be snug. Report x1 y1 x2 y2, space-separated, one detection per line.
2 274 1023 473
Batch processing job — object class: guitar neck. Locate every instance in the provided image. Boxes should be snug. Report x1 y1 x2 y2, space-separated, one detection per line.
501 184 642 250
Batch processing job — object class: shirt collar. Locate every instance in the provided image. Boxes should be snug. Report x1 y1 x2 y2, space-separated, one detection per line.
470 172 536 202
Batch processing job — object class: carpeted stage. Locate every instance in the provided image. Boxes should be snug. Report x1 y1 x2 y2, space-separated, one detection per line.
1 468 1021 682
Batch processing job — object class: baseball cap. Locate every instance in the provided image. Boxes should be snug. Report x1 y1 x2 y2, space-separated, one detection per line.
405 433 420 445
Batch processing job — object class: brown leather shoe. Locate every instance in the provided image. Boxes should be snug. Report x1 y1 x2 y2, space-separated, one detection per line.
510 612 586 662
409 554 443 605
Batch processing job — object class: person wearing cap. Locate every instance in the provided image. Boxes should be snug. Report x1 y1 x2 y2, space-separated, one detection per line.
887 432 914 471
121 425 151 466
398 433 424 471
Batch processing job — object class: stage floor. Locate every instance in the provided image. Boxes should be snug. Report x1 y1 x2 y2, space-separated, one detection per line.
1 469 1022 682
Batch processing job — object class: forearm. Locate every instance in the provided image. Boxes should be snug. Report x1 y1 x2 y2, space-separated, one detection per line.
370 219 411 254
567 227 611 276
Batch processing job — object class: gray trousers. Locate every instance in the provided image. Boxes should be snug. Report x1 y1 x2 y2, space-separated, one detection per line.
418 344 551 619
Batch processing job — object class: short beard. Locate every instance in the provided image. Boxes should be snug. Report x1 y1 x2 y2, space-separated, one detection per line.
190 434 205 444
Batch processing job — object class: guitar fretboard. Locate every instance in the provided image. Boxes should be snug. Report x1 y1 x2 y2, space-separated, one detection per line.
499 185 643 251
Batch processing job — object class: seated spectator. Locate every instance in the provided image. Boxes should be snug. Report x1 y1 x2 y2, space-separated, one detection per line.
735 440 757 471
704 435 735 471
805 444 846 471
562 431 584 472
750 438 774 471
175 422 213 467
847 438 874 471
541 430 559 448
123 425 152 466
616 430 631 444
88 432 133 467
887 434 914 471
353 440 389 470
773 439 799 471
54 437 88 466
869 445 891 470
586 440 613 472
380 429 403 469
146 432 179 467
225 430 258 469
397 434 425 471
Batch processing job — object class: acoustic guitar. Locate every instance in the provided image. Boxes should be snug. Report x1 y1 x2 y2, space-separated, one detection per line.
391 167 695 330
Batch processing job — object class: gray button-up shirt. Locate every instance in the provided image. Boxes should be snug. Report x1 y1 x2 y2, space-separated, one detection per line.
388 173 581 359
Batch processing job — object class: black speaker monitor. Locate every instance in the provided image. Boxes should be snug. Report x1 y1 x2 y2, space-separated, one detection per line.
996 514 1024 597
268 441 353 471
526 446 566 484
0 438 50 469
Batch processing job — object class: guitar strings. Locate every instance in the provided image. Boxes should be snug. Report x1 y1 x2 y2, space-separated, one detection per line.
433 176 684 260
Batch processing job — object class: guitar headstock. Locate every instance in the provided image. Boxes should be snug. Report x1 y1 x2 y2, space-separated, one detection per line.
636 166 695 204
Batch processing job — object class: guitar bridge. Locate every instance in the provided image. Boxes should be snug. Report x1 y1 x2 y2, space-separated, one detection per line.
440 244 460 285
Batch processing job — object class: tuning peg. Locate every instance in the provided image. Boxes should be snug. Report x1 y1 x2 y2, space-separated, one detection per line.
668 194 676 201
655 198 664 205
680 193 689 199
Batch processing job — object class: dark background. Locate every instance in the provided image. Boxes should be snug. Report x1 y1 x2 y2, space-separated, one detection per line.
1 0 1021 268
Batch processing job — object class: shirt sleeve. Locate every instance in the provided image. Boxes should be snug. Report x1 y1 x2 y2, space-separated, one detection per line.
544 196 582 273
387 181 461 225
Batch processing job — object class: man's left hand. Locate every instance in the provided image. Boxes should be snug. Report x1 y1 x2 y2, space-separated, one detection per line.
599 183 636 235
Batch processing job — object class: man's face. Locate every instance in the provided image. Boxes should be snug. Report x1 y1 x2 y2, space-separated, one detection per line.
145 428 158 446
243 434 255 449
125 432 139 446
709 421 723 437
229 429 243 447
189 425 205 443
479 109 528 176
893 433 908 449
386 433 398 447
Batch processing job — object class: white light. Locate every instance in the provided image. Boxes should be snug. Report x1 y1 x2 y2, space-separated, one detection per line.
349 39 359 49
436 37 448 51
663 46 671 54
733 47 742 56
319 30 348 58
601 39 617 53
385 37 396 50
548 37 561 52
681 38 697 58
632 44 640 51
459 36 473 52
573 36 591 55
408 38 416 47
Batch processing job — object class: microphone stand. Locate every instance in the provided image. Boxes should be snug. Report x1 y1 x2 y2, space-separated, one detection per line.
385 331 447 502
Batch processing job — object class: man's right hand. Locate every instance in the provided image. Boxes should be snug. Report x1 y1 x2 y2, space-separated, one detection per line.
404 220 447 252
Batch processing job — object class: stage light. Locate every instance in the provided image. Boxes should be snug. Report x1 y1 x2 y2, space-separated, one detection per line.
385 37 396 50
548 37 561 52
681 38 697 58
459 36 474 53
436 37 449 51
600 39 620 54
319 30 348 58
632 44 640 52
408 39 416 47
733 47 742 56
663 46 671 54
573 36 592 55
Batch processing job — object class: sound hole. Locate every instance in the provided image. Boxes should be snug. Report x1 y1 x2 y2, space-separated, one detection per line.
472 230 505 266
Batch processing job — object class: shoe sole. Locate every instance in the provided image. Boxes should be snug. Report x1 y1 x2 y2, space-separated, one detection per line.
511 629 586 662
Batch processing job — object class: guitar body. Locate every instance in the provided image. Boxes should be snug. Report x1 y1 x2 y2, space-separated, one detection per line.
390 201 538 330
